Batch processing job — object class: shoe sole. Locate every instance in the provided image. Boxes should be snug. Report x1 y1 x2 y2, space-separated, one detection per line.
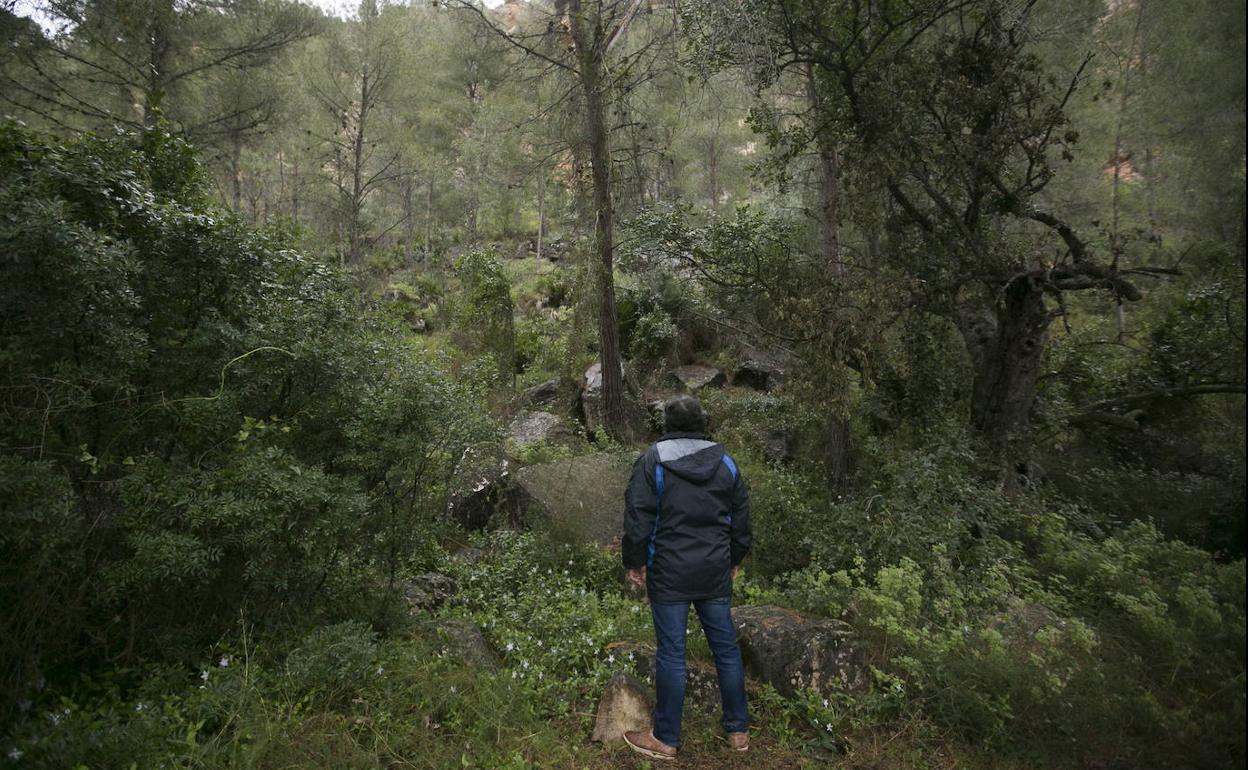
623 733 677 761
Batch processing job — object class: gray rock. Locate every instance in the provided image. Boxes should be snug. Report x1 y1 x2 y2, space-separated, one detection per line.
670 364 727 391
590 672 654 743
513 452 636 545
507 410 578 450
401 572 457 611
605 641 724 712
733 605 869 696
579 362 645 439
990 598 1074 654
759 427 798 464
732 351 786 391
418 618 499 671
446 446 533 530
521 378 563 408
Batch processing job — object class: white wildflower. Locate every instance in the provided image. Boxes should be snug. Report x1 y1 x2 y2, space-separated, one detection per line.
376 666 385 675
607 654 615 664
825 722 834 732
8 747 22 761
200 670 209 682
218 656 230 668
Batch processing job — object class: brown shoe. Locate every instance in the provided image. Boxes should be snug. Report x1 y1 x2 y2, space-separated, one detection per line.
727 731 749 752
623 729 678 761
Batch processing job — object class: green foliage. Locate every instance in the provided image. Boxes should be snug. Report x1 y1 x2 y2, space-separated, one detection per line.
444 531 652 712
284 622 380 706
453 248 516 381
0 124 490 707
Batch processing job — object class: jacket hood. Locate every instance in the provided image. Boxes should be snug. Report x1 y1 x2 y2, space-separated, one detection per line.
655 432 724 484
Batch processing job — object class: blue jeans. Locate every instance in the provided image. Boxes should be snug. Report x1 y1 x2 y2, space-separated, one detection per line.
649 596 749 747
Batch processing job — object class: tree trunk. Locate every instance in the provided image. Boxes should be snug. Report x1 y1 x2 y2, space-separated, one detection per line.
402 174 415 265
230 134 243 213
963 274 1052 448
349 64 370 265
536 168 546 267
569 0 629 440
807 66 851 485
424 178 434 267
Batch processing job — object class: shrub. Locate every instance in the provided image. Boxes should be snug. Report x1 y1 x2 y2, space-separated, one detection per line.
0 123 490 709
453 247 515 381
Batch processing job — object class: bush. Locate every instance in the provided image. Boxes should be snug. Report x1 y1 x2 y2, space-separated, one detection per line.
0 123 491 709
453 247 515 381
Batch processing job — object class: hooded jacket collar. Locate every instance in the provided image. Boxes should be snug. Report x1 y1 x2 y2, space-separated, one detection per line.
655 432 724 484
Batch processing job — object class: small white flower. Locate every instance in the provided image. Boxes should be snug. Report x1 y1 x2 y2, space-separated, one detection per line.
376 666 385 674
200 670 209 681
9 747 23 761
822 698 829 708
134 702 146 712
825 722 834 732
218 656 230 668
607 654 615 664
449 685 457 694
511 671 518 679
505 642 515 652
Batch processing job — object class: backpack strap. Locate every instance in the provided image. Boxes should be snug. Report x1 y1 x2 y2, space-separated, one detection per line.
722 454 737 525
647 463 665 566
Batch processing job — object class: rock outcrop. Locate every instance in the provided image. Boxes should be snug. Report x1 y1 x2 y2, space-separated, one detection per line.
412 618 499 671
507 410 579 450
514 451 636 545
590 672 654 744
605 641 724 711
446 446 532 530
670 364 727 391
578 362 645 439
732 351 786 391
758 427 798 464
401 572 457 611
733 605 868 696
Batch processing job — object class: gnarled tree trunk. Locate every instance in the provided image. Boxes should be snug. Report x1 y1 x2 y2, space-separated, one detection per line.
959 274 1052 448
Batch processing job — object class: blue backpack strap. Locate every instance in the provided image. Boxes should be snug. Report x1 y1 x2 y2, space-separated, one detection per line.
648 463 665 566
721 454 737 525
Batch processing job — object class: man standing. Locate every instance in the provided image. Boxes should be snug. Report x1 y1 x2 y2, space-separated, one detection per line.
621 395 752 761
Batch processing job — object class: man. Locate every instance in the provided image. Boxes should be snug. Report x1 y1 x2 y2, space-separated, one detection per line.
621 394 752 761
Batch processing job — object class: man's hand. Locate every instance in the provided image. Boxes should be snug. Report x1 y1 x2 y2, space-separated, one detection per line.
627 566 646 588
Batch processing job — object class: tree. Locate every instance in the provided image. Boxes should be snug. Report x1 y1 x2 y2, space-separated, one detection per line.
0 0 315 134
686 0 1181 453
455 0 664 436
307 0 405 265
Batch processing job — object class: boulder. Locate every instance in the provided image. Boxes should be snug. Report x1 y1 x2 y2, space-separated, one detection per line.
758 427 798 464
507 410 579 450
446 446 532 530
733 605 869 696
521 378 563 408
990 598 1074 655
605 642 723 712
417 618 499 671
590 672 653 744
401 572 457 611
578 362 645 439
670 364 727 391
732 351 786 391
514 452 636 545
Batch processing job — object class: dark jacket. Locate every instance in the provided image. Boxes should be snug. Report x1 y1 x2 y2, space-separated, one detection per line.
622 432 752 602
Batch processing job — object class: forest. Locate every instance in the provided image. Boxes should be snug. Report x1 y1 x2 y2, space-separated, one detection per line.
0 0 1243 767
